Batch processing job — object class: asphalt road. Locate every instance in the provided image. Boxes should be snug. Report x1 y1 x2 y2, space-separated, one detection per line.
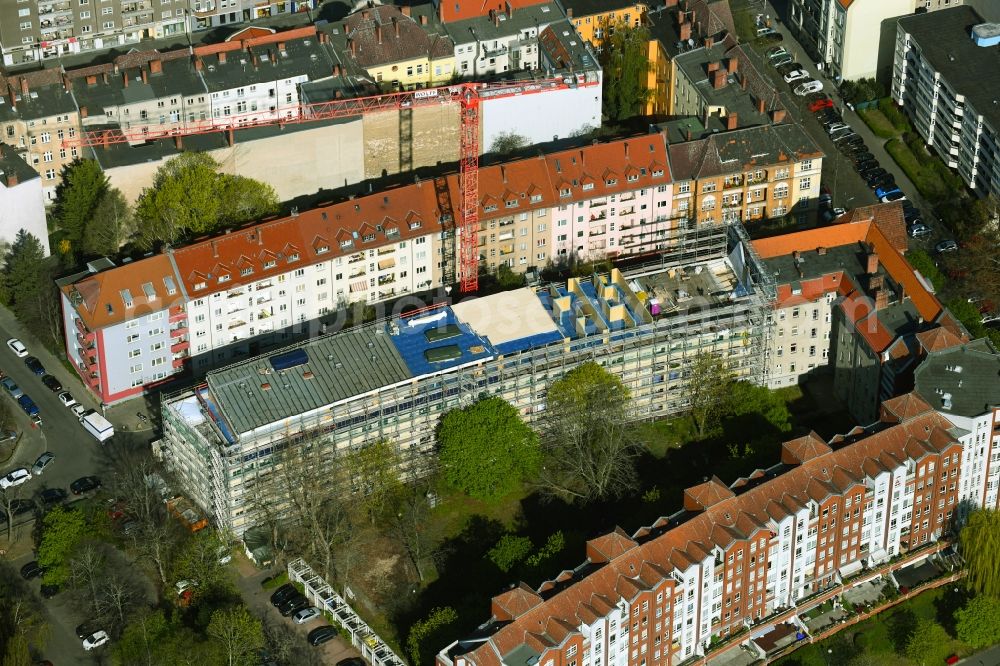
0 304 156 664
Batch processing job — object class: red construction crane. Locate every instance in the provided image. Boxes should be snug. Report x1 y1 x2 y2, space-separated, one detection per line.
66 76 589 292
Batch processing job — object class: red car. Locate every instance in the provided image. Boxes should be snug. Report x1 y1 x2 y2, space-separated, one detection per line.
809 97 834 112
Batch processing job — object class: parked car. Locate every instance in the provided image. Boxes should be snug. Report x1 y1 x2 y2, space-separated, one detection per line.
337 659 367 666
5 339 27 358
16 395 37 417
40 375 61 392
794 80 823 95
822 207 848 222
881 190 907 203
0 378 21 399
70 403 87 419
839 134 865 147
855 159 879 172
935 239 959 253
270 583 298 607
904 207 922 223
293 607 321 624
909 223 932 238
82 630 109 651
809 97 834 112
832 131 860 144
70 476 100 495
783 69 808 83
771 54 793 67
871 175 897 192
76 622 100 640
307 626 339 647
279 594 310 617
57 391 76 407
766 46 789 60
852 152 876 166
20 561 42 580
30 452 54 476
23 357 44 376
0 468 30 490
39 487 67 506
759 30 783 43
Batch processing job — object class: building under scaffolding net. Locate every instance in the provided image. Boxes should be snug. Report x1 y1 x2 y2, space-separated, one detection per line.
160 222 775 534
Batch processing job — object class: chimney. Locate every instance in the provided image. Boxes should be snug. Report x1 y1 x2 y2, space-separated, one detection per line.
566 7 573 18
5 172 18 188
707 61 719 73
212 241 218 258
875 287 889 311
318 31 328 44
728 56 739 74
141 67 148 84
113 63 120 74
771 109 786 123
501 165 507 183
376 24 383 44
219 51 227 64
102 71 109 84
332 63 341 76
757 97 766 113
868 273 884 293
866 249 879 275
680 22 692 41
624 142 629 159
712 69 726 90
123 72 129 88
362 9 370 19
194 56 203 71
393 16 400 38
258 229 263 245
420 14 427 25
86 74 98 86
703 107 711 127
817 246 827 255
19 77 28 97
349 38 356 56
686 128 692 141
79 106 88 118
62 73 71 92
252 54 260 69
726 113 738 130
493 12 499 27
401 4 410 16
741 72 748 90
677 10 684 24
150 58 163 75
277 41 286 52
705 36 714 49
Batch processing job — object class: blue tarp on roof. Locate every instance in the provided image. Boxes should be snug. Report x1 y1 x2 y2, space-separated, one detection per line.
391 309 496 377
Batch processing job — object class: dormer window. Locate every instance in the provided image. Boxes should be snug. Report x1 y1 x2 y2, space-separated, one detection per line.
560 187 571 197
362 234 375 243
627 174 639 182
264 259 276 269
120 288 133 309
505 199 518 209
339 240 353 250
287 252 300 262
606 178 617 186
484 204 498 213
582 182 594 191
316 245 330 254
653 169 664 177
240 267 253 276
141 282 156 300
218 274 230 283
385 227 400 239
530 194 542 203
408 220 422 230
163 277 177 295
194 281 206 290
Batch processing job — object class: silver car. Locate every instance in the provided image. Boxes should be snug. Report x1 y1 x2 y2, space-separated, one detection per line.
31 452 54 476
293 607 321 624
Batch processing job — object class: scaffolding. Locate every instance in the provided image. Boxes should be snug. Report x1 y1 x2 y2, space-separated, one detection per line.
160 222 776 534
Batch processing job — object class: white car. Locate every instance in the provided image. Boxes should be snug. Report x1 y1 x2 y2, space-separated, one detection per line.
783 69 808 83
175 579 199 596
5 339 27 358
57 391 77 408
70 403 87 419
826 123 850 135
794 80 824 96
293 607 321 624
0 468 30 490
83 630 109 650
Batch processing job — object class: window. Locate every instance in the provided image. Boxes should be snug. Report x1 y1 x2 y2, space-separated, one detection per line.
103 20 114 28
799 177 811 190
44 169 55 180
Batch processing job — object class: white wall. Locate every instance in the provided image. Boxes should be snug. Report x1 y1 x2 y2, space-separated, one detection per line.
840 0 912 80
481 79 602 148
0 177 49 256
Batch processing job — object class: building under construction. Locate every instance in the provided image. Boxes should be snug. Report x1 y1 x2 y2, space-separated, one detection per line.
160 222 775 534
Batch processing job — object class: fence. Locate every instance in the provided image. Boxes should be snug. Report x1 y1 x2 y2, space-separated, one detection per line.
287 558 407 666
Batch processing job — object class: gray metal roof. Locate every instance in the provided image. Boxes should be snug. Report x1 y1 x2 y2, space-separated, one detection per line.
914 338 1000 418
207 324 412 436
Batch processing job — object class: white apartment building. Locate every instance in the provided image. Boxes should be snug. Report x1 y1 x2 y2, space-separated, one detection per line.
0 145 49 255
892 7 1000 197
443 2 558 77
914 338 1000 513
786 0 912 81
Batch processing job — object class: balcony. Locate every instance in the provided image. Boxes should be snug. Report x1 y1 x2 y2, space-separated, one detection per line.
172 356 186 369
590 211 607 221
121 1 152 13
83 345 97 361
171 340 190 354
255 281 272 291
228 320 247 330
76 332 94 350
589 226 606 236
38 1 72 16
169 309 186 323
498 231 515 241
226 290 245 299
169 325 188 338
190 0 216 16
348 252 365 264
122 11 154 26
85 359 98 375
86 374 100 389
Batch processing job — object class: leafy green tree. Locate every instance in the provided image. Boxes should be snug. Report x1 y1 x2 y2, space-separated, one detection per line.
37 506 88 587
955 596 1000 649
907 249 946 291
687 352 733 438
134 153 278 249
904 619 952 666
1 230 45 308
84 188 133 257
488 534 533 573
170 530 231 595
599 21 651 121
961 509 1000 598
727 381 792 432
346 439 404 525
525 530 565 569
496 263 526 290
52 159 108 260
437 397 540 502
207 605 265 666
407 606 458 666
538 361 641 502
112 609 171 666
489 131 527 155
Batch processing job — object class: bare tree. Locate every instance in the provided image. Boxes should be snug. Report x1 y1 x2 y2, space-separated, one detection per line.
69 541 106 611
536 362 643 503
390 479 443 583
98 570 143 630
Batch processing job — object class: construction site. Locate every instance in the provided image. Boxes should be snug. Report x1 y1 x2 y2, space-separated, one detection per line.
159 222 776 535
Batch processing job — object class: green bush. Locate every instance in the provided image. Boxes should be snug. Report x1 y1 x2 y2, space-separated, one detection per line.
878 98 910 132
906 250 945 291
526 531 566 568
858 109 897 139
488 534 533 573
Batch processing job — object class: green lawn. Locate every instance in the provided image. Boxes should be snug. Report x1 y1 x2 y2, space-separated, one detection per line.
885 138 949 201
858 109 898 139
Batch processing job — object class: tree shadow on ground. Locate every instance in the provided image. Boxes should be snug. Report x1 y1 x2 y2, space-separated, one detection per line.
933 586 968 635
886 607 917 652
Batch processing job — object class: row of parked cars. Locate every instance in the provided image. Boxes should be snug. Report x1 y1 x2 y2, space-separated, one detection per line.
766 46 824 96
268 582 363 661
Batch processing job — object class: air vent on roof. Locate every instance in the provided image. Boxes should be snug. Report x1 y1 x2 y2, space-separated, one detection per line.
540 5 548 11
942 393 953 410
945 364 963 373
261 382 271 390
207 65 216 72
304 39 312 46
310 54 318 61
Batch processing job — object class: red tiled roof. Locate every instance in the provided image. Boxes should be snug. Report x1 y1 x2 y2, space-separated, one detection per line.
343 5 453 67
916 327 965 354
458 409 960 665
881 392 933 423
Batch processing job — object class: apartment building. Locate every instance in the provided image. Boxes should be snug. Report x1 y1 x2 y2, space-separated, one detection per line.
0 68 81 201
892 6 1000 197
0 144 48 254
914 338 1000 513
667 123 823 227
57 177 444 404
438 394 964 666
0 0 188 66
187 0 313 31
561 0 646 48
443 2 554 79
159 228 775 534
434 0 550 24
